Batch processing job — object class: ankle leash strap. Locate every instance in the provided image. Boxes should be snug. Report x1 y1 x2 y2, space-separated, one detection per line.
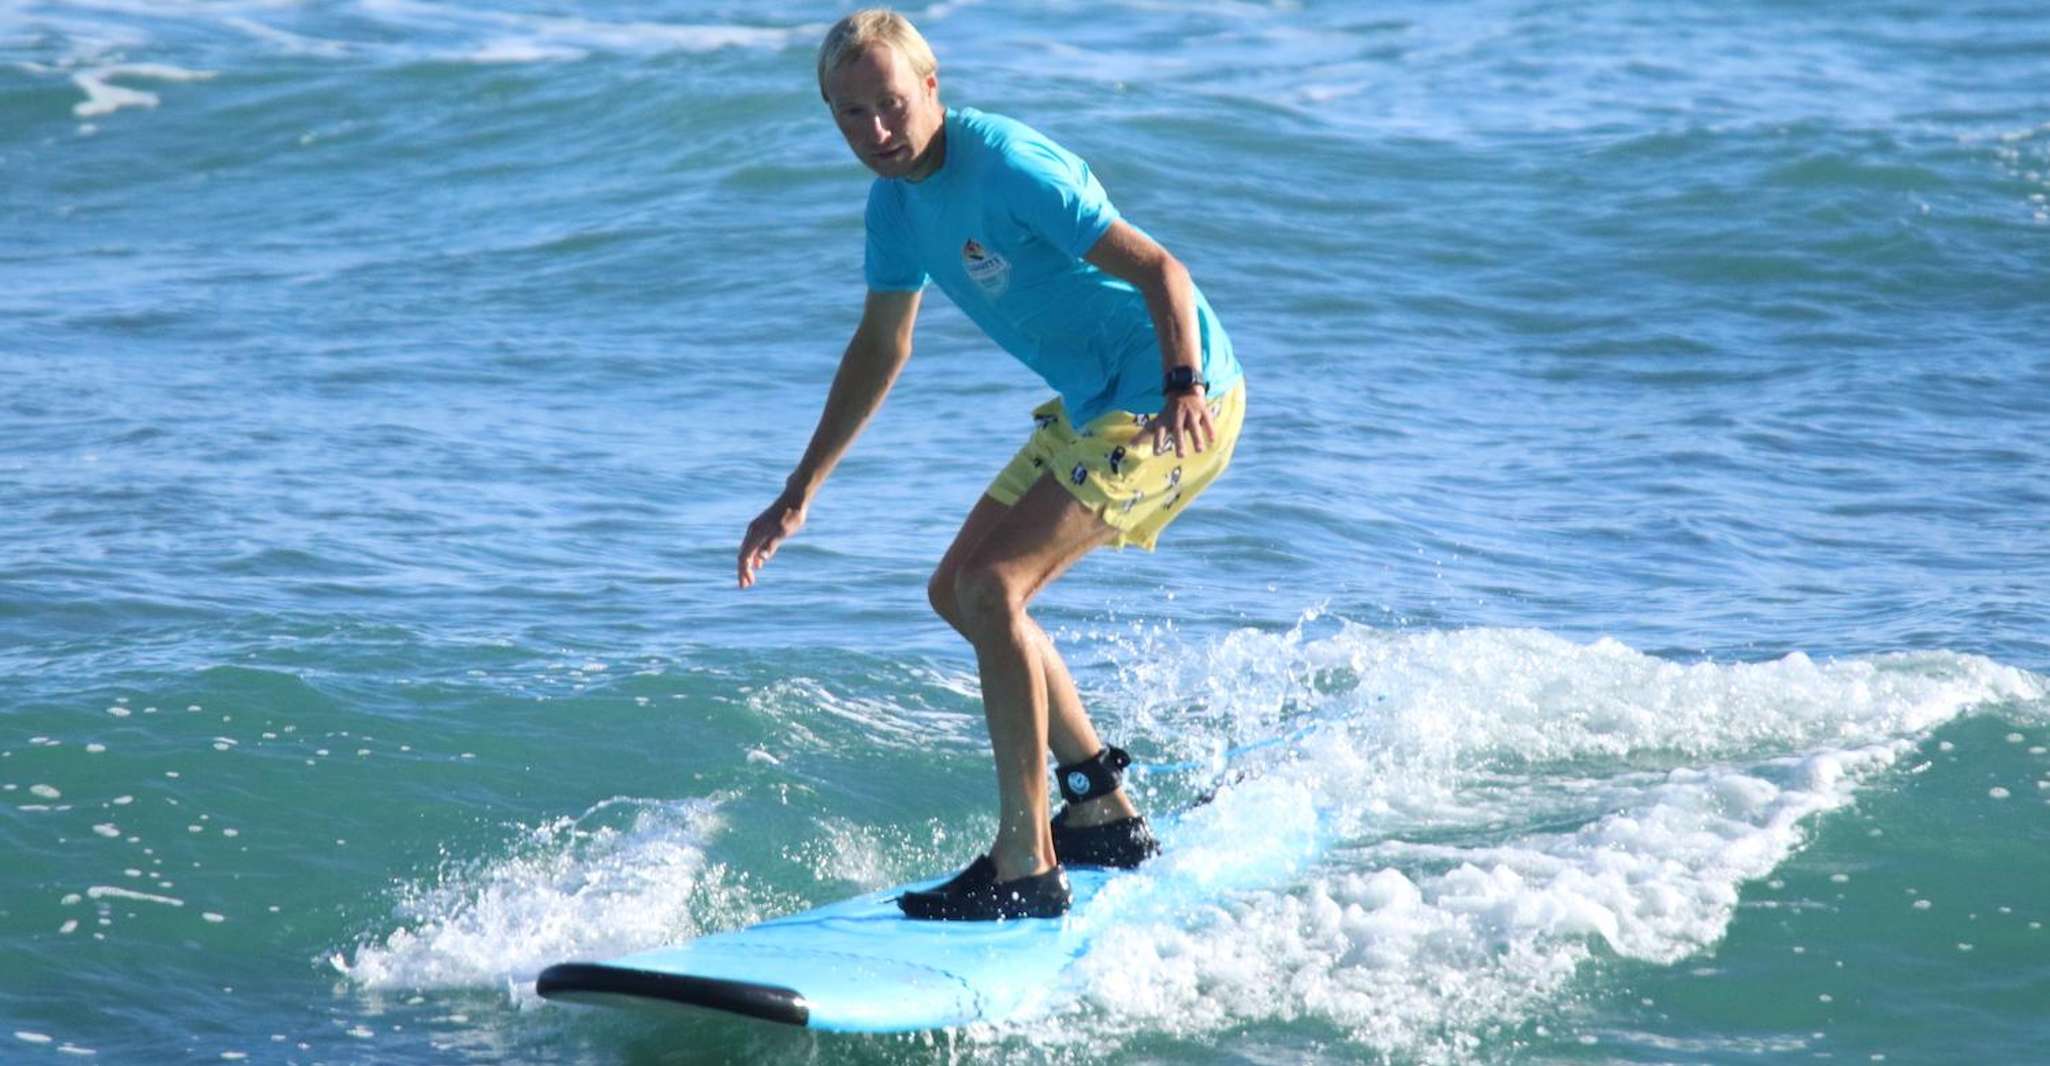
1056 745 1131 806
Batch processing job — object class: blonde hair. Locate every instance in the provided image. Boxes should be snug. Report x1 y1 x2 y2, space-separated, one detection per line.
816 9 938 102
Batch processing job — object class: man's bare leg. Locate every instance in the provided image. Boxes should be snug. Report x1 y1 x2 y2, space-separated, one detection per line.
930 495 1139 834
946 475 1120 882
1022 618 1139 828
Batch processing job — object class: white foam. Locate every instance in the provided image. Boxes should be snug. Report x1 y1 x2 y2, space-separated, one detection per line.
218 14 351 58
351 0 813 65
787 817 891 889
71 63 216 118
748 670 987 755
87 885 183 907
460 15 801 60
337 797 780 993
999 624 2043 1061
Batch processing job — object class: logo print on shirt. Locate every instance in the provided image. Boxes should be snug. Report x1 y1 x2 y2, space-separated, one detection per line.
962 238 1011 297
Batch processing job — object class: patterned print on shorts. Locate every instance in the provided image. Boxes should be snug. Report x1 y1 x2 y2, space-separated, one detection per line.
984 384 1243 552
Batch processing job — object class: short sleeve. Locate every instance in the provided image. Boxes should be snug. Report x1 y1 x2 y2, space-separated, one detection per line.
1003 143 1122 260
863 182 928 292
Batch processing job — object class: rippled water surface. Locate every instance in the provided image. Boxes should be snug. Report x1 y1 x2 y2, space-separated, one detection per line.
5 1 2049 1063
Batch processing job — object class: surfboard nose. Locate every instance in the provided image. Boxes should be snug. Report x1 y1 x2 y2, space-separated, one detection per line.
536 962 811 1027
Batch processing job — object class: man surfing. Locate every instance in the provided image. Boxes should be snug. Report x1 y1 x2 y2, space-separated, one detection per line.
737 9 1245 921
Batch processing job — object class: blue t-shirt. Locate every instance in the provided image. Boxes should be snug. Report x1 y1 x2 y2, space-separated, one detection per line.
864 107 1242 425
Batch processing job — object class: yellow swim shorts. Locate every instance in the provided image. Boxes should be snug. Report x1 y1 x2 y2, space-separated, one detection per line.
985 382 1245 551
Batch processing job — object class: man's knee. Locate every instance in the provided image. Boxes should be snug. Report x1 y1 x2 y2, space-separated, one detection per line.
927 568 963 629
952 563 1024 636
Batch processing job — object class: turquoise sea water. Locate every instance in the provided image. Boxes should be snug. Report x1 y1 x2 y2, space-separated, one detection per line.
5 1 2048 1062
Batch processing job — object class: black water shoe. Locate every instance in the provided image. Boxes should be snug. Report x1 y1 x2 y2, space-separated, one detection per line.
928 853 996 895
898 866 1071 921
1051 806 1160 869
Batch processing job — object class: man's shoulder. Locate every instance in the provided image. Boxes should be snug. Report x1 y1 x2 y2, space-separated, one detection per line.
954 106 1035 145
954 108 1087 188
956 107 1060 152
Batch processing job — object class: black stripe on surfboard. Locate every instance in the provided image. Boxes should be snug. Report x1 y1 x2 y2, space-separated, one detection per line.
536 962 810 1027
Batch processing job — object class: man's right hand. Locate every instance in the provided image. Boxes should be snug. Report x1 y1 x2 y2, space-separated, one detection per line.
738 490 807 589
735 292 921 590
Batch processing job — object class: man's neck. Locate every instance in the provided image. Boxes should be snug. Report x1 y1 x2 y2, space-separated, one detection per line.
906 115 947 183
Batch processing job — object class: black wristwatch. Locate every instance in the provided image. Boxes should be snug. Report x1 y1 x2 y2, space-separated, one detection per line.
1163 366 1207 396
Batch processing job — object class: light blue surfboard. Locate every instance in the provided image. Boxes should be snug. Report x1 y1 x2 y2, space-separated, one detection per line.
536 866 1128 1031
537 725 1331 1032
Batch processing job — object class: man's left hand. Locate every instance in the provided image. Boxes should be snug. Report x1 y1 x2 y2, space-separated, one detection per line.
1149 389 1213 458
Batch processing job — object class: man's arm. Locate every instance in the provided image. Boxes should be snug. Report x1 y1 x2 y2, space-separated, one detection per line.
1084 221 1213 457
738 288 922 588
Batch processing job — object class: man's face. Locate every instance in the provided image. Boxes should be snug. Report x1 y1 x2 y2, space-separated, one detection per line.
824 43 943 180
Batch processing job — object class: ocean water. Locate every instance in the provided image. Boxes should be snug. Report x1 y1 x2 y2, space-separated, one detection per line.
4 0 2049 1062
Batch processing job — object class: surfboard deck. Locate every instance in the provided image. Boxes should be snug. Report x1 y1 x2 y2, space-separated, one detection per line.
538 722 1334 1032
536 866 1123 1032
